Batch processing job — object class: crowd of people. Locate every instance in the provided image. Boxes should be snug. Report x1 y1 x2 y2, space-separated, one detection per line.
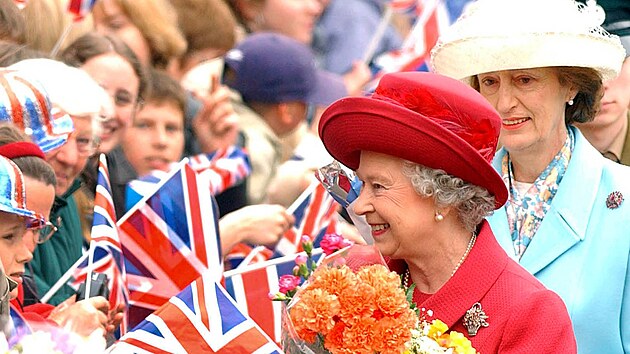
0 0 628 353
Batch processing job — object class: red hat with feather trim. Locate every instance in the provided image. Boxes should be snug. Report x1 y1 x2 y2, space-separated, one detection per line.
318 71 507 209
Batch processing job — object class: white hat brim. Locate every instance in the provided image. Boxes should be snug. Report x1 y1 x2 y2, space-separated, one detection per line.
432 32 626 82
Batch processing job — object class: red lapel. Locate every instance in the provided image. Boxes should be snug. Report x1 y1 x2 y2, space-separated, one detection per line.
412 221 508 329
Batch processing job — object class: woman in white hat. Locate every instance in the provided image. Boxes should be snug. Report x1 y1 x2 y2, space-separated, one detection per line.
432 0 630 353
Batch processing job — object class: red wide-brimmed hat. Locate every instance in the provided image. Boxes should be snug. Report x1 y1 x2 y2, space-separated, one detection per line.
318 71 507 209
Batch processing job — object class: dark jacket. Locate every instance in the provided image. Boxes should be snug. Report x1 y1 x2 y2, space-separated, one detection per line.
28 180 86 306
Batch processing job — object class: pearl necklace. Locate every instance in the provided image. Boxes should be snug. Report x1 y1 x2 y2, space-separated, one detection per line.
403 232 477 288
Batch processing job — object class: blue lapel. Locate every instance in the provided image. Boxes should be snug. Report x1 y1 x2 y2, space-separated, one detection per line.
489 127 600 275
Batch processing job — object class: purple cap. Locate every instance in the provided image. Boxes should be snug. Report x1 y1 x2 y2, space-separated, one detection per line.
224 32 347 106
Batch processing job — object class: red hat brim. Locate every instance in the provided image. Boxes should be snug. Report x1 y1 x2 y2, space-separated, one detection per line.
319 96 508 209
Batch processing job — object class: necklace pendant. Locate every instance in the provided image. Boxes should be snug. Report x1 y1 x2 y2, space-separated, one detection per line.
462 302 489 336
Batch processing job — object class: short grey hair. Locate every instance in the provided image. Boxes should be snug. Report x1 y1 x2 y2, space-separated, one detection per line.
402 161 495 232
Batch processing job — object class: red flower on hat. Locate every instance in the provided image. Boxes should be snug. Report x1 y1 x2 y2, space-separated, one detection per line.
373 87 498 163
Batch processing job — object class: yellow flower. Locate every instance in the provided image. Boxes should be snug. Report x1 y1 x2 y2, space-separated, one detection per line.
427 319 448 339
448 331 477 354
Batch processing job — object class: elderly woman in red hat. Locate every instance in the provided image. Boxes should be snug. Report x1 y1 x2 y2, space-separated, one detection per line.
319 71 577 352
432 0 630 353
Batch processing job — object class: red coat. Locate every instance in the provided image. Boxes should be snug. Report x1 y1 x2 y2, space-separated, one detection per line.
389 221 577 353
10 283 56 328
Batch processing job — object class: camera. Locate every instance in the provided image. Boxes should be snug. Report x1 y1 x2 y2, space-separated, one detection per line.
76 273 110 301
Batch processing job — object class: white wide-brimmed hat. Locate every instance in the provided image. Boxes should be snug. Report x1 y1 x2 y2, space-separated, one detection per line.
431 0 626 83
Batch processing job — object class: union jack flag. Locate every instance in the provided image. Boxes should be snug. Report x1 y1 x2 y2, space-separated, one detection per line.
226 243 273 270
226 181 339 269
67 0 97 20
8 305 31 339
273 181 339 257
117 160 223 328
109 272 282 353
41 155 130 334
373 0 450 75
188 145 251 195
88 154 128 334
364 0 470 93
125 145 251 212
224 250 323 344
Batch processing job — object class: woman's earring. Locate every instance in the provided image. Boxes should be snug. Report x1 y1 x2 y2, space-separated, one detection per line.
435 211 444 222
568 98 574 106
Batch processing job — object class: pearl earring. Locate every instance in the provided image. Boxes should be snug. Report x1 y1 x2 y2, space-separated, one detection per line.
435 212 444 222
568 99 574 106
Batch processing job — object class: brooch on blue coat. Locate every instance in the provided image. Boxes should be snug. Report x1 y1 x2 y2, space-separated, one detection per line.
606 191 623 209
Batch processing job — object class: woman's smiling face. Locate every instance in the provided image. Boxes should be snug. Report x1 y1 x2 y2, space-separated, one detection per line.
477 67 573 156
352 151 437 259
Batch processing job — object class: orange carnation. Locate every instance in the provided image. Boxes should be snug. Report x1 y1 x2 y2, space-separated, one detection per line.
338 282 377 325
356 264 401 289
376 284 411 315
289 288 340 336
341 315 377 354
371 315 415 354
307 265 357 297
324 320 346 352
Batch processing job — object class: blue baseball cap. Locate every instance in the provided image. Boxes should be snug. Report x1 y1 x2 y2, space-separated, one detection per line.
223 32 347 106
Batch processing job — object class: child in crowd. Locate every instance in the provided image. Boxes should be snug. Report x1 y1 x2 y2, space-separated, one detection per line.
110 68 294 256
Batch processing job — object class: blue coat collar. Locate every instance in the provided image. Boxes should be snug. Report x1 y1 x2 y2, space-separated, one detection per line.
488 126 600 275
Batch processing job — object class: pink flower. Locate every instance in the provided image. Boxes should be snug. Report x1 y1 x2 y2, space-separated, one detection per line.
301 235 312 244
278 275 301 294
320 233 353 255
295 254 308 265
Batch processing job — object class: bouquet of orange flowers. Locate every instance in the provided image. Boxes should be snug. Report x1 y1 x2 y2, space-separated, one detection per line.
271 233 478 354
271 234 417 354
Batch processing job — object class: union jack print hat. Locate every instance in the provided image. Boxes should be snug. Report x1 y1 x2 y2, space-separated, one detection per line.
0 69 74 153
0 155 45 224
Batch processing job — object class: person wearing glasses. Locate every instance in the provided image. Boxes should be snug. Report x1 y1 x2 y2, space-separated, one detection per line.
0 124 116 337
3 60 111 306
0 152 49 331
0 70 122 337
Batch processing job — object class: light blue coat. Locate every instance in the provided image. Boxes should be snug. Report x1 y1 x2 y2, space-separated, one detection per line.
487 126 630 354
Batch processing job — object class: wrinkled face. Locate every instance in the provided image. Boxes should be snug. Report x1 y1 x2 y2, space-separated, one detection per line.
260 0 323 44
352 151 436 259
82 53 140 153
477 68 573 156
0 211 31 299
45 116 94 196
22 176 55 253
121 101 184 177
93 0 151 66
